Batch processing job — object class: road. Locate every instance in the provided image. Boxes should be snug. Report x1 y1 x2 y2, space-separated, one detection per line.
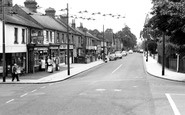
0 53 185 115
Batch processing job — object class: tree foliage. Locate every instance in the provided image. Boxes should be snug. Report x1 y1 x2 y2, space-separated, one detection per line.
116 26 137 49
147 0 185 55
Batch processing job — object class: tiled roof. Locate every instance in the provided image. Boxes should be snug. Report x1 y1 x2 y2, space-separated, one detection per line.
31 14 67 32
0 14 42 29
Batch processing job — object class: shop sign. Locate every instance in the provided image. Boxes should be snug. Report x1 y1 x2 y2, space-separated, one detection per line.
50 47 58 49
34 47 48 51
60 45 73 49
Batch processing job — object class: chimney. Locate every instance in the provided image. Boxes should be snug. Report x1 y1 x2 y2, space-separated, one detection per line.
72 19 76 28
24 0 37 13
59 15 67 24
45 7 56 18
0 0 13 14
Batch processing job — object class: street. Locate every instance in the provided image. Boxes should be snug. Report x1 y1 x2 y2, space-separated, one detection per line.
0 53 185 115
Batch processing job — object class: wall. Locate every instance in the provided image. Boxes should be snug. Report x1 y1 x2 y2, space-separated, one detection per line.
0 22 27 53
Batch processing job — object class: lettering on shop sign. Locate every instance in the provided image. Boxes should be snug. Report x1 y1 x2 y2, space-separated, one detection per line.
34 48 48 51
50 47 58 49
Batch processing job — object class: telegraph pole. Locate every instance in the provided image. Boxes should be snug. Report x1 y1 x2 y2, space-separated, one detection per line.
103 25 105 61
2 0 6 82
162 32 165 76
67 3 70 75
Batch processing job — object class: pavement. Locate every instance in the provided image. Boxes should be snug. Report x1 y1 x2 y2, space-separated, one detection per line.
0 60 104 84
143 54 185 82
1 54 185 84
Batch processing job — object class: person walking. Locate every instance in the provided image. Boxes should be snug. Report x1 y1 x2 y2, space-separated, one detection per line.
12 63 20 81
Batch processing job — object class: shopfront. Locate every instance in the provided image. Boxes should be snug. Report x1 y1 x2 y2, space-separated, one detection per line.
0 52 27 76
59 44 74 64
27 44 49 73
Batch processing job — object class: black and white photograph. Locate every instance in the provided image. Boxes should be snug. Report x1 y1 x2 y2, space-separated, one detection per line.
0 0 185 115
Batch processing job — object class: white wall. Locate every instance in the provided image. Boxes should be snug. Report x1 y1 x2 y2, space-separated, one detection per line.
0 22 27 53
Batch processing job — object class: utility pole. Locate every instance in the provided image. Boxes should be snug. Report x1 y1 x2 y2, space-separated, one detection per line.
2 0 6 82
162 32 165 76
103 25 105 61
67 3 70 75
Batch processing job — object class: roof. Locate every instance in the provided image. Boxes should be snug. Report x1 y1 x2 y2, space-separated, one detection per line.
31 14 67 32
0 14 42 29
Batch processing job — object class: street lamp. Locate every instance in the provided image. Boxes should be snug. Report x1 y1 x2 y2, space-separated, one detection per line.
60 3 70 75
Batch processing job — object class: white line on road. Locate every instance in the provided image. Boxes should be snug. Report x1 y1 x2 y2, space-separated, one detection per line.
165 93 181 115
112 64 122 74
31 89 37 93
20 93 28 98
49 83 54 86
6 99 14 104
40 86 46 89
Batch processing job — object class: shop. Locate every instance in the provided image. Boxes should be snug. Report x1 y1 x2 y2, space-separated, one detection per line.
27 44 49 73
0 53 27 76
59 44 74 64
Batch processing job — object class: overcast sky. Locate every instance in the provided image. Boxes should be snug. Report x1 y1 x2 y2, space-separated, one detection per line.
13 0 153 40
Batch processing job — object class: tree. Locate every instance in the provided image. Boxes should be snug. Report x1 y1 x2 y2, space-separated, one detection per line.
116 26 137 49
147 0 185 56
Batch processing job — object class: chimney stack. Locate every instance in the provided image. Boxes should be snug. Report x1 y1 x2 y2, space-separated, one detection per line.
45 7 56 18
24 0 38 13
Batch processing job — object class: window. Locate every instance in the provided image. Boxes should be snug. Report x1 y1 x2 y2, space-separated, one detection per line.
14 28 18 44
62 34 64 43
46 31 49 41
22 29 25 44
57 33 59 43
50 31 52 42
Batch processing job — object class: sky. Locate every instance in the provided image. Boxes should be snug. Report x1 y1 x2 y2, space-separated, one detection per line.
13 0 153 40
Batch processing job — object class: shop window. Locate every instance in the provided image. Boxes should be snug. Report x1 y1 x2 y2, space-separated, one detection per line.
22 29 25 44
14 28 18 44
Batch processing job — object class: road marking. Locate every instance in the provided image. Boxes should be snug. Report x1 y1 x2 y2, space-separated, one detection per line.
49 83 54 86
31 89 37 93
165 93 181 115
114 89 122 92
133 86 138 88
112 64 122 74
40 86 46 89
20 93 28 98
96 89 106 92
6 99 14 104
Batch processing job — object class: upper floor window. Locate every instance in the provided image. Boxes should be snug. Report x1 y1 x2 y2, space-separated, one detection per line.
62 34 64 43
50 31 52 42
22 29 25 44
46 31 49 42
57 33 60 43
14 28 18 44
72 35 74 44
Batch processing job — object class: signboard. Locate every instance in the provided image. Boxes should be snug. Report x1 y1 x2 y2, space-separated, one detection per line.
34 47 48 51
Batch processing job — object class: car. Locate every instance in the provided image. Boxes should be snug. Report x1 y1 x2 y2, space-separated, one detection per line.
121 51 127 56
115 51 122 59
109 53 116 61
128 50 133 54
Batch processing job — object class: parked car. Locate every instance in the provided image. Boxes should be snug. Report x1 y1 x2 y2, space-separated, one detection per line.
121 51 127 56
109 53 116 61
115 51 122 59
128 50 133 54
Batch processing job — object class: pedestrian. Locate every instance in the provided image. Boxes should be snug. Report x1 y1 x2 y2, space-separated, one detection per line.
55 56 60 71
12 63 20 82
40 57 46 71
